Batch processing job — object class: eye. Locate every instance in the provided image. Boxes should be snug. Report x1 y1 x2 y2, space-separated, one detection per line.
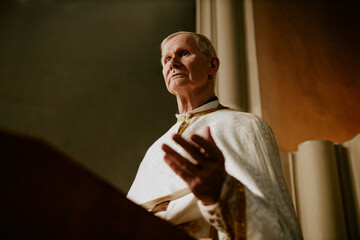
181 51 189 56
165 57 171 64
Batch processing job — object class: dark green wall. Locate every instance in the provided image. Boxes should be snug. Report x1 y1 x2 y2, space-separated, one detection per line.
0 0 195 192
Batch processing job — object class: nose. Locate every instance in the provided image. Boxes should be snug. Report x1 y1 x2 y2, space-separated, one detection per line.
169 57 181 70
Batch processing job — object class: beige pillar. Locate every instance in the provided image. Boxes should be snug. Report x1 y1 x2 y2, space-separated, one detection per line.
294 140 347 240
197 0 247 111
343 134 360 234
243 0 262 116
215 0 247 111
196 0 217 43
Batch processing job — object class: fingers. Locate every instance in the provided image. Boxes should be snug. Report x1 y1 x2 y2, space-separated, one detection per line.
161 143 198 181
190 127 224 163
167 126 224 165
203 126 214 142
162 126 224 182
171 134 209 166
161 128 227 204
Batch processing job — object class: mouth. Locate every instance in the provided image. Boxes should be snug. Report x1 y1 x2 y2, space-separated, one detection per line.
171 73 186 79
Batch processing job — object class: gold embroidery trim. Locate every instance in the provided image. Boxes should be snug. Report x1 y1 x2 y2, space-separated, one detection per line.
219 178 247 240
235 181 247 240
141 187 191 211
176 105 226 136
151 200 170 213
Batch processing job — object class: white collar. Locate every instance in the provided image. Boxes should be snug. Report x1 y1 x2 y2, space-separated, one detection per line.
175 100 220 120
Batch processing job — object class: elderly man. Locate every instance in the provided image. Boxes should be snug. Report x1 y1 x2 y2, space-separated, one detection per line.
127 32 302 239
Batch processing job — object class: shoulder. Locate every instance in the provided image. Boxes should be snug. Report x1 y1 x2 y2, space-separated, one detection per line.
211 108 268 127
206 108 274 142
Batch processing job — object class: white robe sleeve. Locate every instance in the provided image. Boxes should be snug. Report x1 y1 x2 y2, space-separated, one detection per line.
196 114 302 240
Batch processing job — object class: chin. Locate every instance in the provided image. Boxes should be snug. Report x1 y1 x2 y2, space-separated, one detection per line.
168 80 189 92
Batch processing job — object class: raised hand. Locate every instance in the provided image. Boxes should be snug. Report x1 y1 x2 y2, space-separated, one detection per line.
162 126 226 205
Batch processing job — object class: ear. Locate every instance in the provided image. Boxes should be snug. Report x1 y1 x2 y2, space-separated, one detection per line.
209 57 220 75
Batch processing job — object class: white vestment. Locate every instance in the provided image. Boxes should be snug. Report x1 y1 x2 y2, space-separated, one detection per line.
127 100 302 239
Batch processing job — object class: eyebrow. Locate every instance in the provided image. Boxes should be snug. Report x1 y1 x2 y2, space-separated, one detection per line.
161 46 193 65
163 48 190 58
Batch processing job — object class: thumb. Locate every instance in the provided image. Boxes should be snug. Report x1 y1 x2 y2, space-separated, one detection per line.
204 126 214 143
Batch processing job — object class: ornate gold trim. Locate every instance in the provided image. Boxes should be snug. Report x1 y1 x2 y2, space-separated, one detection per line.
234 181 246 240
219 178 247 240
177 105 227 135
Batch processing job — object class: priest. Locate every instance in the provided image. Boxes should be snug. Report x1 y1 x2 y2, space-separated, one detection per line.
127 31 302 240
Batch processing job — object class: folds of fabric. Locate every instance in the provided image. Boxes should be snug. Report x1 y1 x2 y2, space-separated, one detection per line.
127 101 302 239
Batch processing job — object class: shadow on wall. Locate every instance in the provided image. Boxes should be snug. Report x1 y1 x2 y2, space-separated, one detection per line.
0 0 195 192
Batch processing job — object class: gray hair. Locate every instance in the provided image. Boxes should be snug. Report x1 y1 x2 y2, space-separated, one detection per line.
160 31 217 60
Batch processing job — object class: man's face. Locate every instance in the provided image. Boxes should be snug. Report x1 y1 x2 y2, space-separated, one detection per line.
161 34 213 96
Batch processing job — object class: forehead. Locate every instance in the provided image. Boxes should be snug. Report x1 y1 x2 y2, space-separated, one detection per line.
162 34 199 55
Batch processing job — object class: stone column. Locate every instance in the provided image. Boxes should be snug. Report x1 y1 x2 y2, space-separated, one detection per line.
196 0 247 111
294 140 347 239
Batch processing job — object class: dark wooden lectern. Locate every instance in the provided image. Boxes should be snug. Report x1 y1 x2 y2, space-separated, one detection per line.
0 130 193 239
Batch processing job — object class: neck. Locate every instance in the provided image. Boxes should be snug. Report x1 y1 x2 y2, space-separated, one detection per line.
176 92 216 114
